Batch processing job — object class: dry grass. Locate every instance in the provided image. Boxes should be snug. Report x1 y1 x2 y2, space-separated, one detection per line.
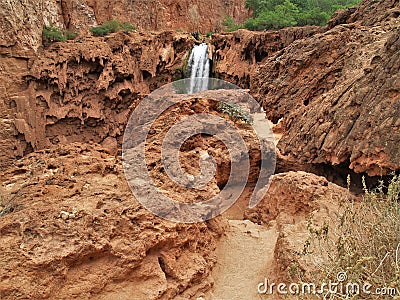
301 175 400 299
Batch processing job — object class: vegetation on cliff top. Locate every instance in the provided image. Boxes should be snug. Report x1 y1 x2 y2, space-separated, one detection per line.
224 0 362 31
42 25 77 43
90 19 136 37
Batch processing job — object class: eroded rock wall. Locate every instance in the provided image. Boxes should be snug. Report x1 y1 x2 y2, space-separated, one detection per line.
212 0 400 176
0 143 225 299
1 31 194 170
211 27 320 88
88 0 249 33
0 0 249 53
252 2 400 176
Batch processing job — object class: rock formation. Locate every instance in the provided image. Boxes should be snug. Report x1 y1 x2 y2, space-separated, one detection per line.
0 89 268 299
212 0 400 176
0 0 399 298
0 0 249 53
0 143 225 299
0 30 195 170
245 171 356 282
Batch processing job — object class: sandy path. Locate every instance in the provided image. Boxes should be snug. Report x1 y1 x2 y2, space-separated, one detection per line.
201 113 280 300
204 220 278 300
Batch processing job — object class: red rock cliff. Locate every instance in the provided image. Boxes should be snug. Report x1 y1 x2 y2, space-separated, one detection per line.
211 0 400 176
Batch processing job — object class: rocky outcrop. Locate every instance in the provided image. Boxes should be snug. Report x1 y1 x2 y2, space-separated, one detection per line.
212 0 400 176
0 0 249 54
0 88 268 298
244 171 356 281
0 143 226 299
1 31 194 170
330 0 400 27
252 8 400 176
0 0 64 54
88 0 249 33
211 27 320 88
244 171 355 225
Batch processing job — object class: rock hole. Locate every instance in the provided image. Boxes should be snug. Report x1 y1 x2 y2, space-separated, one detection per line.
47 164 57 170
8 100 16 109
23 143 34 156
255 50 268 63
158 256 167 274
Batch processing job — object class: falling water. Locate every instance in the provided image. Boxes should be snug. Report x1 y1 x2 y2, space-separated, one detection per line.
187 43 210 94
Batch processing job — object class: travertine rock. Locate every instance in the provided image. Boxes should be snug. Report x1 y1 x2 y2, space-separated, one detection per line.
0 31 194 170
244 171 356 281
212 0 400 176
0 143 225 299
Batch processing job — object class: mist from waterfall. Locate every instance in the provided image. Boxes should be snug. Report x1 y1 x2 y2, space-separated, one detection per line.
187 43 210 94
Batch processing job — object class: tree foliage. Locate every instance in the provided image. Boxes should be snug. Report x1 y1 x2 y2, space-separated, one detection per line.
243 0 361 30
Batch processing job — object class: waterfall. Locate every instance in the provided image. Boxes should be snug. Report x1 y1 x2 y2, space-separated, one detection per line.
187 43 210 94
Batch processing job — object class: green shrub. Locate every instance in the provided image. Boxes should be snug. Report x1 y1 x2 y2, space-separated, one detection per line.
219 102 254 125
43 25 67 42
42 25 78 43
64 30 78 40
90 19 135 37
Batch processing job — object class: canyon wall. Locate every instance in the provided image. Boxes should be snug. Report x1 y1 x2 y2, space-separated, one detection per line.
87 0 250 33
212 0 400 176
3 0 398 177
0 0 249 53
0 31 195 170
0 0 248 171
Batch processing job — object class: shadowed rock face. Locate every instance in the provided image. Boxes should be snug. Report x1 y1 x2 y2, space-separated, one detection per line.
252 14 400 176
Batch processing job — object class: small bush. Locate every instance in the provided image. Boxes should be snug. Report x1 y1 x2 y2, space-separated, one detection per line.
219 102 253 125
43 25 78 43
43 25 67 42
64 30 78 40
206 31 215 38
90 19 135 37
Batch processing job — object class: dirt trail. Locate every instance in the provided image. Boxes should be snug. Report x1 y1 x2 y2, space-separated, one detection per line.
205 220 278 300
200 113 281 299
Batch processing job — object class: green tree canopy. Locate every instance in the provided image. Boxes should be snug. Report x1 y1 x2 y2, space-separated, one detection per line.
243 0 361 30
